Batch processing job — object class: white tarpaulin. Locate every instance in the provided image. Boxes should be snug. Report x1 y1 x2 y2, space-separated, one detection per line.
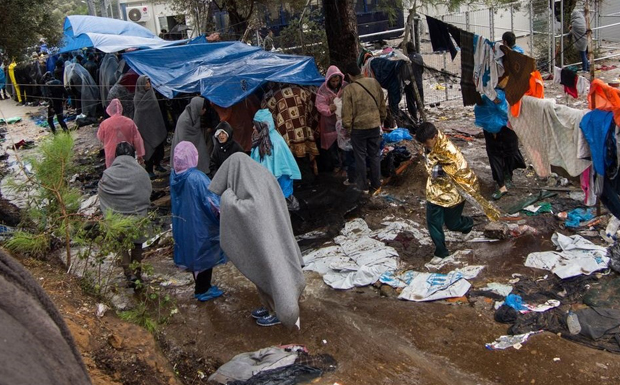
524 233 609 279
398 271 471 302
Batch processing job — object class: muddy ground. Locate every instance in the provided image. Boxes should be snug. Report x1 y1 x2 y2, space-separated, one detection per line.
2 62 620 384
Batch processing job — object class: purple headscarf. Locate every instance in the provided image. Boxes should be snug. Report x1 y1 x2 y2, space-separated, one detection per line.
173 141 199 174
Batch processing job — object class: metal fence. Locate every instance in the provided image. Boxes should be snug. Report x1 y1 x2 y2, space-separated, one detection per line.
416 0 620 105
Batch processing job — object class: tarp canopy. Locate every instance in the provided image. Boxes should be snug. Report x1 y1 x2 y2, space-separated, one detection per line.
122 42 325 107
60 15 186 53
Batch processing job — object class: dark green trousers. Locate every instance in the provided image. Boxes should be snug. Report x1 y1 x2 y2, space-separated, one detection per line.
426 201 473 258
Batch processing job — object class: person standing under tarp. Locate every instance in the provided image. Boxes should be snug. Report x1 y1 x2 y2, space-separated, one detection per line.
251 109 302 211
171 141 226 302
134 75 168 179
63 62 99 118
42 72 69 134
98 142 152 287
208 152 305 328
83 53 98 83
341 62 387 196
170 96 211 175
99 54 119 109
208 121 244 179
97 98 145 168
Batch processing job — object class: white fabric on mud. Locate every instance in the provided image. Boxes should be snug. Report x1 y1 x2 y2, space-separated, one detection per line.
508 96 591 178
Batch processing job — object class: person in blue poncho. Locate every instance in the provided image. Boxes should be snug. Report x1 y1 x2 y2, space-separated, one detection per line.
0 61 8 100
474 88 526 200
250 109 302 211
170 141 227 302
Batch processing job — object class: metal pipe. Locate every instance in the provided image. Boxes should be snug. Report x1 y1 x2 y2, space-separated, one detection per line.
529 0 534 56
551 0 556 69
560 0 564 67
563 52 620 67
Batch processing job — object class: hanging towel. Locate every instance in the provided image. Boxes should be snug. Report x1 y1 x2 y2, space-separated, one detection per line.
474 35 504 101
508 96 591 178
577 76 590 95
460 30 482 106
426 15 458 60
446 24 462 47
500 46 537 105
561 67 578 98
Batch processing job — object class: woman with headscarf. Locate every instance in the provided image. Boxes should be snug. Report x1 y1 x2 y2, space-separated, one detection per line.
208 121 244 178
171 141 226 301
98 142 152 287
251 109 301 210
134 75 168 178
171 96 210 174
209 153 305 327
97 99 145 168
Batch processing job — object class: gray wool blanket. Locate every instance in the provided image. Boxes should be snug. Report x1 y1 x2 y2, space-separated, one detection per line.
133 76 168 161
171 96 211 174
0 250 93 384
209 153 305 328
98 155 152 216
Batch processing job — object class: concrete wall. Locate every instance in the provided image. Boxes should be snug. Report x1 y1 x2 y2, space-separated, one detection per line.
118 0 179 36
600 1 620 43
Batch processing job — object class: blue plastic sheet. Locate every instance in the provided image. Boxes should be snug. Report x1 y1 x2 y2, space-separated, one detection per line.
59 15 187 53
565 208 595 228
122 42 325 107
474 89 508 134
505 294 527 311
383 128 413 143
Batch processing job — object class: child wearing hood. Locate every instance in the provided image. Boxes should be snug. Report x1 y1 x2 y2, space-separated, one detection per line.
209 121 244 178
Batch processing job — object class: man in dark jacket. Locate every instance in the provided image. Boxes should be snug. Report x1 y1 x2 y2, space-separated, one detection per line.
83 53 99 83
402 41 425 122
208 121 244 178
43 72 69 133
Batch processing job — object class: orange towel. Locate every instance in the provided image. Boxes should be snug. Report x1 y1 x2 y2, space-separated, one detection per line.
588 78 620 127
510 71 544 117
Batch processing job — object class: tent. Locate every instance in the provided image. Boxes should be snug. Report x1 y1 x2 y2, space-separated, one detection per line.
59 15 186 53
122 41 325 107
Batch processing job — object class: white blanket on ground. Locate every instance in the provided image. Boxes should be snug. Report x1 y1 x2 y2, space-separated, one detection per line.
508 96 591 178
524 233 609 279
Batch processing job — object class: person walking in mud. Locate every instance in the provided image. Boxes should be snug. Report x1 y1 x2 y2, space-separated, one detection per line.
42 72 70 134
415 122 500 260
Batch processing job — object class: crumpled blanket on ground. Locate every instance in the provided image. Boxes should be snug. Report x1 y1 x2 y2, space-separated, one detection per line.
208 346 301 384
303 219 399 290
525 233 609 279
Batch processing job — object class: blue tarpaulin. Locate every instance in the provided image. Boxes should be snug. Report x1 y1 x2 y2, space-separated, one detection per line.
122 42 325 107
60 15 186 53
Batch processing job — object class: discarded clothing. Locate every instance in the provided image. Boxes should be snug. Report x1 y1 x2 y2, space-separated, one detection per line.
460 30 482 106
209 153 305 328
383 128 412 143
583 278 620 309
580 109 616 176
524 232 609 279
564 208 595 228
426 15 458 60
505 294 528 311
510 70 544 118
509 96 590 178
485 331 541 350
208 346 301 384
499 46 537 105
227 365 323 385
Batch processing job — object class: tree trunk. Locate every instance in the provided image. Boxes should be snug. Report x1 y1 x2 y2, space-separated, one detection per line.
323 0 359 70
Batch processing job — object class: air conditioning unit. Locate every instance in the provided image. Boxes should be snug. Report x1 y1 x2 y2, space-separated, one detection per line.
127 6 151 22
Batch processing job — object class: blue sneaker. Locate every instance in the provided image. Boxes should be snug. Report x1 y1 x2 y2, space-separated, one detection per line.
256 314 281 327
195 286 223 302
251 307 269 319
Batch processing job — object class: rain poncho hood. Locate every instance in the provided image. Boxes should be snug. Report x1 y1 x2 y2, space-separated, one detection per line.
170 146 225 272
173 141 199 174
98 99 146 168
250 109 301 180
133 75 167 161
208 153 305 328
63 62 99 118
316 65 347 150
171 96 210 174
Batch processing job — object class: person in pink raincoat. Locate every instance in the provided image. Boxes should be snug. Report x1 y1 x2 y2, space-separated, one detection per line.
97 98 146 168
315 65 355 183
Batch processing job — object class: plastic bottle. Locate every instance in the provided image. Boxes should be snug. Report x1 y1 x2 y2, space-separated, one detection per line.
606 215 620 241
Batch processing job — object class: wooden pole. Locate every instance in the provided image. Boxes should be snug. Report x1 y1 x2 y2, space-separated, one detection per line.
585 0 595 80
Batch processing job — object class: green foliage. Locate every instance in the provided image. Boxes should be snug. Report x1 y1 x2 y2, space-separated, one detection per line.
4 231 50 256
118 286 176 334
279 8 329 71
378 0 404 26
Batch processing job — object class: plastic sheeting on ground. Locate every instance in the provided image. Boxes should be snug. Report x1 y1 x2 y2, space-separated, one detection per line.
121 41 324 106
59 15 186 53
525 233 609 279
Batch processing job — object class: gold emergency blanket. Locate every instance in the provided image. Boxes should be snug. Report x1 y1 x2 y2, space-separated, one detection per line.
425 131 500 221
